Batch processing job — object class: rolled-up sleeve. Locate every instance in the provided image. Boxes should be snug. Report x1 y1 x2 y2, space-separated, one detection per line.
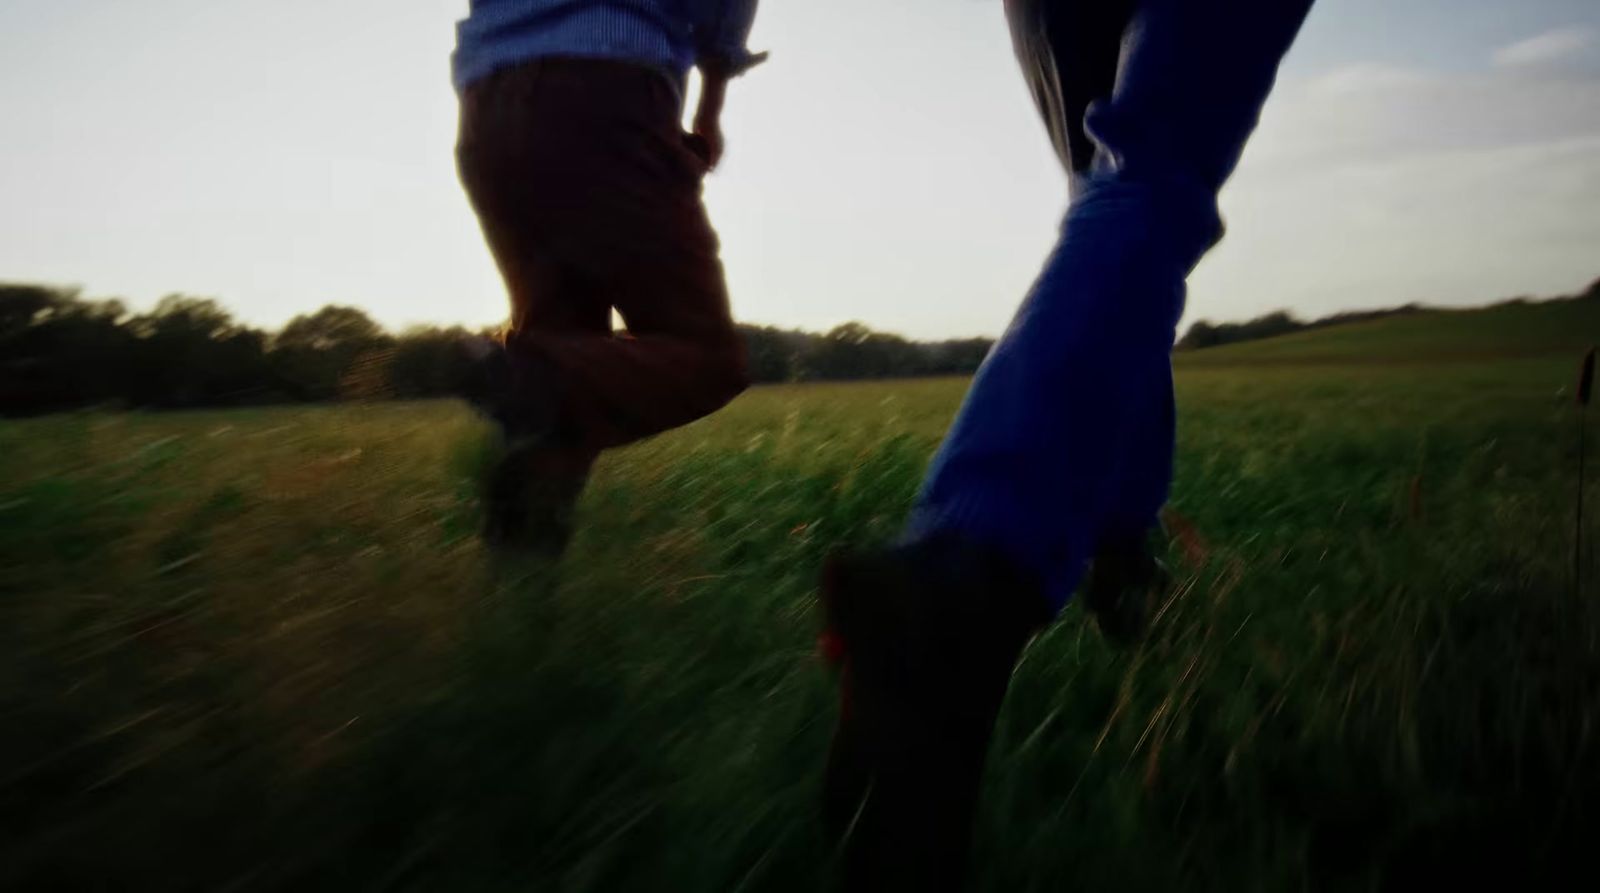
687 0 764 75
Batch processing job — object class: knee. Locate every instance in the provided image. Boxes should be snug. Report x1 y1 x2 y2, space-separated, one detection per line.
1071 168 1223 256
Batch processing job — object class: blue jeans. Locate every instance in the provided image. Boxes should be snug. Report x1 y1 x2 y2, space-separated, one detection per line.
908 0 1314 610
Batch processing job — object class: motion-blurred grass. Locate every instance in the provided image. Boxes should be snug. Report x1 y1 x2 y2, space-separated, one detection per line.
2 300 1597 890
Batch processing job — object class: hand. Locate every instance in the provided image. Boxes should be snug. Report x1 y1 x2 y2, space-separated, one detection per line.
691 108 724 170
692 66 732 171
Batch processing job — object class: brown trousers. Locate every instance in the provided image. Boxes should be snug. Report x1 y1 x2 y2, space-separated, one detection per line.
457 58 749 455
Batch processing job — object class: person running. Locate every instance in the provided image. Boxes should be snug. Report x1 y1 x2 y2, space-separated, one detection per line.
818 0 1315 887
452 0 763 554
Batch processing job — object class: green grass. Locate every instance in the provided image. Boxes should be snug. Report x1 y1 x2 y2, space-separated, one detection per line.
3 301 1597 891
1178 296 1600 367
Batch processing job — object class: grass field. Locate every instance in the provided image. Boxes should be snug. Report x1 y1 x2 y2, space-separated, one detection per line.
3 298 1598 891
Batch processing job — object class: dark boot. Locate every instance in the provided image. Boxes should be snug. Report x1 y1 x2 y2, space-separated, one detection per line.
481 440 593 557
1083 527 1168 647
819 534 1048 891
458 336 590 557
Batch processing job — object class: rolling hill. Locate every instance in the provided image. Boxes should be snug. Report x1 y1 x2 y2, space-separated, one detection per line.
1177 296 1599 367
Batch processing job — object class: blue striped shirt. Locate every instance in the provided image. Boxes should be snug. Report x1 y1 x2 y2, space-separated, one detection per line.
453 0 763 94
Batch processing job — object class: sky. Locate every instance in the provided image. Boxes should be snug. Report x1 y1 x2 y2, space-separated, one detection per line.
1 0 1597 340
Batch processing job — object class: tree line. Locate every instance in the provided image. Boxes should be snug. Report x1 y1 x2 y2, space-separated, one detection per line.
1175 277 1600 351
0 283 996 415
14 278 1592 415
1175 307 1423 351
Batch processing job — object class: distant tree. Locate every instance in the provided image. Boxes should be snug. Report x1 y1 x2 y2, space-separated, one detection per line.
1308 304 1422 331
46 298 137 405
125 296 270 407
1178 310 1301 351
127 295 238 341
921 337 994 375
1179 304 1450 352
739 325 811 383
800 322 925 380
387 326 475 399
0 283 69 337
1 285 138 413
1176 320 1220 350
275 305 386 352
1238 310 1300 342
271 305 392 400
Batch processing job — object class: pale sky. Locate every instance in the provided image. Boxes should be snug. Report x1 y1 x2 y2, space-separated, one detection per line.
2 0 1597 339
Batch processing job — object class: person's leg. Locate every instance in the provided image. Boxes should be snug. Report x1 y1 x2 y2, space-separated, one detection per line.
456 59 747 550
469 59 746 455
997 0 1171 645
597 189 747 445
911 0 1314 612
824 0 1314 886
457 61 614 550
823 0 1129 812
544 182 747 452
475 254 609 552
1005 0 1134 180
